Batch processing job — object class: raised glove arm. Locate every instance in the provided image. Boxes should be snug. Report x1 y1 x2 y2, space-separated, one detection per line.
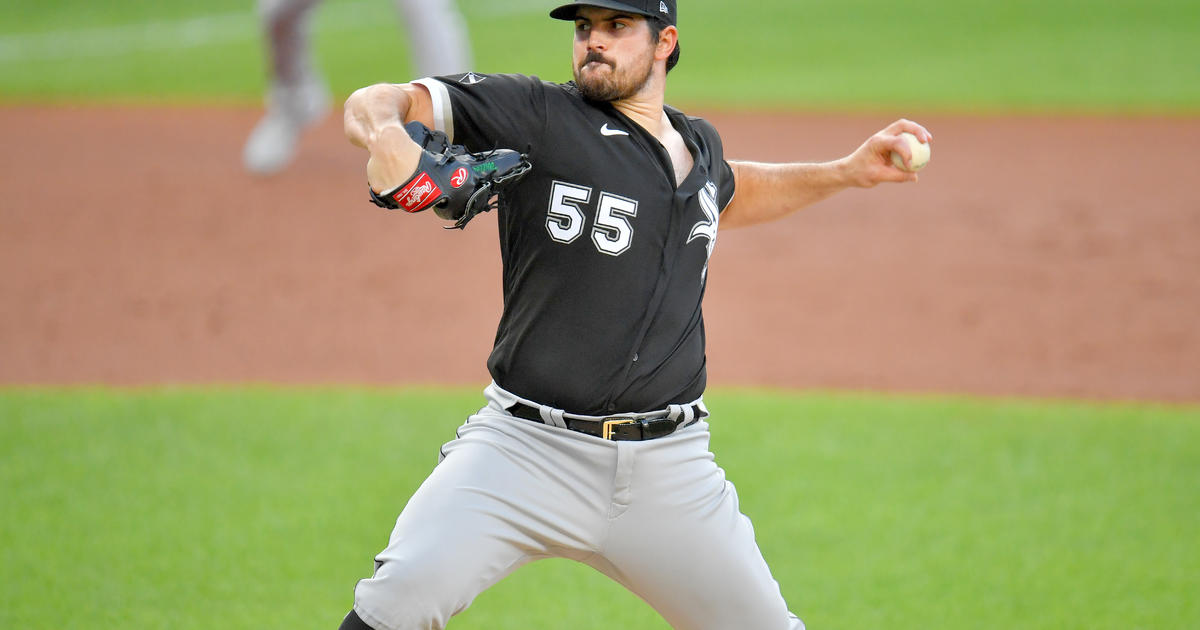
368 122 532 229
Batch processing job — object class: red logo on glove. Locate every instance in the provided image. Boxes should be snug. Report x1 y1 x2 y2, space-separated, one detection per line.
450 167 468 188
392 172 441 213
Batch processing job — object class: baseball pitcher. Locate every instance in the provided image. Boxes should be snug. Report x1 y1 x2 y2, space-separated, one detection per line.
338 2 932 628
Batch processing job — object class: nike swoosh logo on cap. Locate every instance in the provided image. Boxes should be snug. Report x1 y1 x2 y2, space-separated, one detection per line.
600 123 629 137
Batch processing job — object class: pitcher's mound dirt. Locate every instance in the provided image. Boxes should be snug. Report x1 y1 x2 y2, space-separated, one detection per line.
1 106 1197 402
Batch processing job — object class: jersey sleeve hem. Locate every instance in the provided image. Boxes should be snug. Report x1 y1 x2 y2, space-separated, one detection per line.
720 183 736 214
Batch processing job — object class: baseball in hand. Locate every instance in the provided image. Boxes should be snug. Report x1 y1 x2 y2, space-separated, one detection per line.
890 132 931 172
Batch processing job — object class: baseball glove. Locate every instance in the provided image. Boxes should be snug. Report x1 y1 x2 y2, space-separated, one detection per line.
368 121 532 229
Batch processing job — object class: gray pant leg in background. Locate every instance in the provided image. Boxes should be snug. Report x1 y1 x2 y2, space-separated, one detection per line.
393 0 473 77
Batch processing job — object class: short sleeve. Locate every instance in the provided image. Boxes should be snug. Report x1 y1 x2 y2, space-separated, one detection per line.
715 159 735 212
687 116 736 213
414 73 548 153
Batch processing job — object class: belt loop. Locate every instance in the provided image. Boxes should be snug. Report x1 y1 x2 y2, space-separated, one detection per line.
539 406 568 429
667 404 685 423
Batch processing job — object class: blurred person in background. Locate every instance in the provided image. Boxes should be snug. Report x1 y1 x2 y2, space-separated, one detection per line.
243 0 472 174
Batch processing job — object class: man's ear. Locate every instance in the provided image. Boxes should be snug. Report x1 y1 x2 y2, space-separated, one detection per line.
656 25 679 61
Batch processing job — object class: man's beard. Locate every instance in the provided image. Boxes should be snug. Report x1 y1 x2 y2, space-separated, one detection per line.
574 50 654 102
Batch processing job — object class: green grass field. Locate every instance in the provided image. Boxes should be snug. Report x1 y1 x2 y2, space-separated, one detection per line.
1 0 1198 112
2 388 1197 629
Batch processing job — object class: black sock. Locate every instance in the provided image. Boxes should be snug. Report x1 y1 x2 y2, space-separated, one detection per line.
339 609 374 630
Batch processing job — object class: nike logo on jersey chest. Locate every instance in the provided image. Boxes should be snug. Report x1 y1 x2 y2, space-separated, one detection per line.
600 123 630 137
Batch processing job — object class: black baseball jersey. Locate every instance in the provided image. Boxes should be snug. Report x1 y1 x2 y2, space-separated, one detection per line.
416 73 735 415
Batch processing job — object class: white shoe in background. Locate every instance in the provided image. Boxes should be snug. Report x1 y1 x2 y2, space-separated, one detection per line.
242 78 331 175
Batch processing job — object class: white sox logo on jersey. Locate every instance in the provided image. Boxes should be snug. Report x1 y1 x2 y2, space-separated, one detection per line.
688 181 720 281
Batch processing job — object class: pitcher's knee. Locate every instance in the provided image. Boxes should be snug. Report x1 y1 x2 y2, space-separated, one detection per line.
353 561 467 630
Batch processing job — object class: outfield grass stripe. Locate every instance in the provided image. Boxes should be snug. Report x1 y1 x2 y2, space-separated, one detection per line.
467 0 556 17
0 0 549 64
3 0 1195 110
0 3 368 63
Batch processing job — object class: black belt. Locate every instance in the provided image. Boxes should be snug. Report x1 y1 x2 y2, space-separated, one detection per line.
506 402 705 441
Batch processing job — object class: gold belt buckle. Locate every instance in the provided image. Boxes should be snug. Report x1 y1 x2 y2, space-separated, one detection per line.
602 417 637 440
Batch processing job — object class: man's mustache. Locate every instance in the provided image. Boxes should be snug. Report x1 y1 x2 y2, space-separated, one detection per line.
580 51 613 69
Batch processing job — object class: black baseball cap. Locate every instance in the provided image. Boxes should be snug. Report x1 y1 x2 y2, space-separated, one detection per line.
550 0 677 27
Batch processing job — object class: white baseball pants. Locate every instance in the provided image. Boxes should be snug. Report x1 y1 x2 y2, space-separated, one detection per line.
353 383 806 630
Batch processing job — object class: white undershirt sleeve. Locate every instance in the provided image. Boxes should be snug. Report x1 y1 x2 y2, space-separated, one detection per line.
412 77 454 142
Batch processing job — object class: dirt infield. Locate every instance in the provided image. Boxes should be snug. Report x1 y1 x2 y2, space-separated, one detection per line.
1 106 1197 402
